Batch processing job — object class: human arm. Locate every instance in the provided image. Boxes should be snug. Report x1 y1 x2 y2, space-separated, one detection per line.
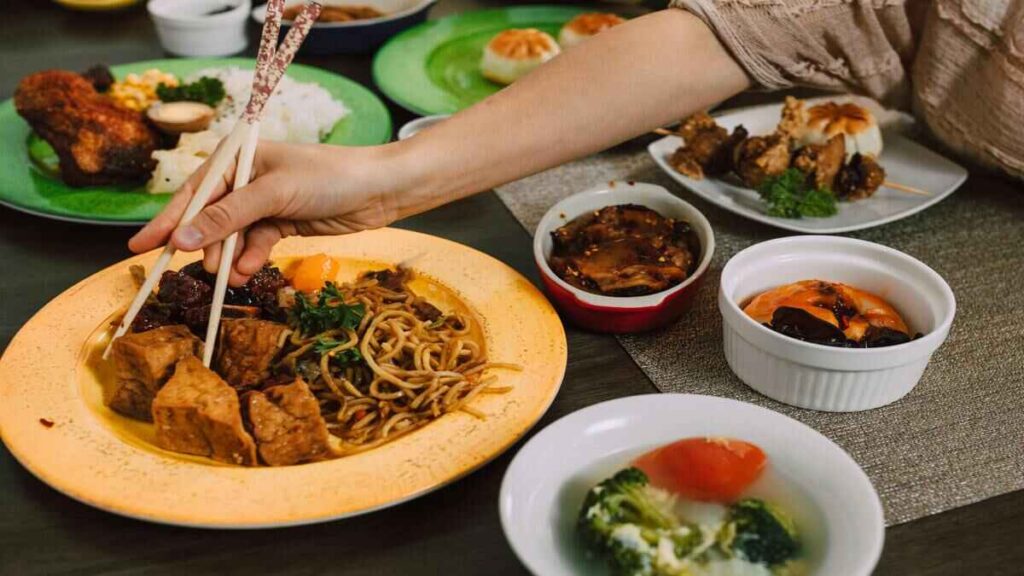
129 8 749 284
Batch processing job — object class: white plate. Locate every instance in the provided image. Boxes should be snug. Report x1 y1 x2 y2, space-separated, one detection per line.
499 394 884 576
648 102 968 234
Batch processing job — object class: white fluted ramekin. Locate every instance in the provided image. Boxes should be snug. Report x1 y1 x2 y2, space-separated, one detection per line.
719 236 956 412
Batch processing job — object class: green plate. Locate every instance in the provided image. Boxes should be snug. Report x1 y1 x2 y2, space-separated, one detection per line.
0 58 392 225
373 5 588 116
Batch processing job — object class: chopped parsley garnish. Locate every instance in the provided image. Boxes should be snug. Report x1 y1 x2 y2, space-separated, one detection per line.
156 76 226 107
291 282 365 335
757 169 838 219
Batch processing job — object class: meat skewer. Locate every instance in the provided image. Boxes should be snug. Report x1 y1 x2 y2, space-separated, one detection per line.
103 0 322 362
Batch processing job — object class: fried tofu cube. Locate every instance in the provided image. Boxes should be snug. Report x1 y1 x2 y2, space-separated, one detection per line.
152 356 258 466
245 378 333 466
215 319 290 389
109 325 201 421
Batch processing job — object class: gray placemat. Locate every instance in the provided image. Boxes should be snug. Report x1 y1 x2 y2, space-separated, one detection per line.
495 139 1024 525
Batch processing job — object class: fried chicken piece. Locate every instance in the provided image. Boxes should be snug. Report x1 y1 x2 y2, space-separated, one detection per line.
792 134 846 189
733 133 792 188
669 113 748 179
835 153 886 200
14 70 160 187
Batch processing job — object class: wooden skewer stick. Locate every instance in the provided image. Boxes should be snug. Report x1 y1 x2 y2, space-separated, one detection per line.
653 127 675 136
883 180 930 196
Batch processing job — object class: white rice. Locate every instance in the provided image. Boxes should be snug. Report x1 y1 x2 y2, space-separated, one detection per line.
188 67 349 144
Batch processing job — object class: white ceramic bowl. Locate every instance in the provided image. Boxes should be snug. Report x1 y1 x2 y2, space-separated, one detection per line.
719 236 956 412
148 0 250 57
500 394 885 576
397 114 449 140
533 182 715 333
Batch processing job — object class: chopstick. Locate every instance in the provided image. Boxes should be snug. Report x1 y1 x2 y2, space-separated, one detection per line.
652 128 931 197
102 0 321 362
203 1 322 367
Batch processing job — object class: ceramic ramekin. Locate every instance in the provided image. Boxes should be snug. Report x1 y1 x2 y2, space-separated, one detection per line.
252 0 437 55
719 236 956 412
148 0 250 57
533 182 715 333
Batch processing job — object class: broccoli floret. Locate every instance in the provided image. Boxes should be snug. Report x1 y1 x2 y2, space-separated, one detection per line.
578 468 705 576
718 498 800 566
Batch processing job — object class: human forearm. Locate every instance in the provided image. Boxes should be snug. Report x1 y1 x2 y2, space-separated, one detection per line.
388 9 749 218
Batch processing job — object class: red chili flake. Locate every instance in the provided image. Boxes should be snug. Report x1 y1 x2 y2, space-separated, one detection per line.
39 418 55 428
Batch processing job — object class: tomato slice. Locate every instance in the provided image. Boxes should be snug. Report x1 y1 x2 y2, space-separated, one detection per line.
632 437 767 502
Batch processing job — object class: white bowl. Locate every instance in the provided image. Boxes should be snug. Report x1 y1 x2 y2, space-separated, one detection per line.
397 114 449 140
719 236 956 411
148 0 250 57
500 394 885 576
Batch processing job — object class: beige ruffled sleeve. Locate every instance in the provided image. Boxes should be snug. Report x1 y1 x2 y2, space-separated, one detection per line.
672 0 1024 180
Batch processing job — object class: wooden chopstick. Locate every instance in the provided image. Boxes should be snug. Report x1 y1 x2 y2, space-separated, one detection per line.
102 1 321 362
102 126 248 360
202 1 322 366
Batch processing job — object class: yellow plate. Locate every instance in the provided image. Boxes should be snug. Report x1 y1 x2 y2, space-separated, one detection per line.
0 229 567 527
53 0 141 10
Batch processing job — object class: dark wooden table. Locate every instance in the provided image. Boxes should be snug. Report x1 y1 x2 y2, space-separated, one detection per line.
1 1 1022 574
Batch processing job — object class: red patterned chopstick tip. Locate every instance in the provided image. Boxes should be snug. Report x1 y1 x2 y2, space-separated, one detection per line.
242 1 321 123
256 0 286 70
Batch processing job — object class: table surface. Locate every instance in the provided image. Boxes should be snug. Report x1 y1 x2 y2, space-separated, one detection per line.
1 1 1022 574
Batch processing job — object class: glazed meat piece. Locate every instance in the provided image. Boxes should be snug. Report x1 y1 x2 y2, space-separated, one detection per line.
158 270 212 318
775 96 808 139
733 133 792 189
109 325 202 420
792 134 846 189
182 304 261 336
668 113 747 180
835 153 886 200
244 378 334 466
362 268 411 292
152 356 258 466
81 64 115 92
215 318 290 389
14 70 160 187
549 205 700 297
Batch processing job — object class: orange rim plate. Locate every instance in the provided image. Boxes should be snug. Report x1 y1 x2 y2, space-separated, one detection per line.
0 229 567 527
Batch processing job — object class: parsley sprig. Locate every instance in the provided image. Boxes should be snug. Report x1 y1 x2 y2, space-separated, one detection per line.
757 169 838 219
291 282 365 335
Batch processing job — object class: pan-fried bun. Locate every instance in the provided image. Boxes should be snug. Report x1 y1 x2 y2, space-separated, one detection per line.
480 28 561 86
558 13 625 48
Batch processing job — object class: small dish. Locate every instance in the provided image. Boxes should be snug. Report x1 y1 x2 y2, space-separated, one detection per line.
719 235 956 411
397 114 448 140
148 0 250 57
533 181 714 333
252 0 437 55
500 394 885 576
648 100 968 234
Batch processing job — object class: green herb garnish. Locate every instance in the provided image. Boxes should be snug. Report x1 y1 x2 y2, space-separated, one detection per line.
757 168 838 219
292 282 365 335
156 76 226 107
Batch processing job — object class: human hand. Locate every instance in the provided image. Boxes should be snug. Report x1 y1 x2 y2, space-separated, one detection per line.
129 139 425 285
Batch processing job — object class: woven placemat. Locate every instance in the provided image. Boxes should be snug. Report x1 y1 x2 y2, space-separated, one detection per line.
495 138 1024 525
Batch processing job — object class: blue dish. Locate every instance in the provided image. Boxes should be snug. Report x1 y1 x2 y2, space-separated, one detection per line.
252 0 437 55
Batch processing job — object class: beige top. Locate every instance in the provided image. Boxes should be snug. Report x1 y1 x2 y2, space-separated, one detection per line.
672 0 1024 180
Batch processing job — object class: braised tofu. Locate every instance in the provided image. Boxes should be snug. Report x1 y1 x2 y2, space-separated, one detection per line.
215 319 289 389
245 378 333 466
152 356 258 466
109 325 202 421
